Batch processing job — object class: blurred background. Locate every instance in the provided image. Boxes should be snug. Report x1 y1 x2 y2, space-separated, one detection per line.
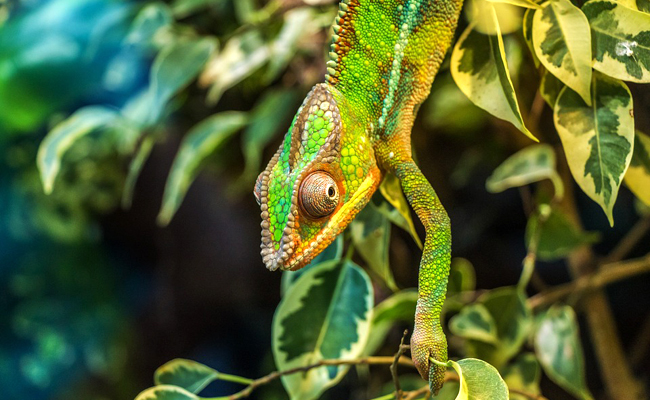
0 0 648 399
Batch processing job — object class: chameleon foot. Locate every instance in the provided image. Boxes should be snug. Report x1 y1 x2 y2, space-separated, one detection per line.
411 320 448 393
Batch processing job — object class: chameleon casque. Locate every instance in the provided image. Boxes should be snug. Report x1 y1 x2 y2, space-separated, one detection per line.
254 0 463 392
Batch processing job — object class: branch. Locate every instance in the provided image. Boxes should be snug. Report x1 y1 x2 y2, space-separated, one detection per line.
528 253 650 309
398 376 549 400
218 356 415 400
391 330 410 399
604 216 650 264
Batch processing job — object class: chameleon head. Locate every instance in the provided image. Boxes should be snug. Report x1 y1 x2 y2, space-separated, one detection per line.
255 83 381 271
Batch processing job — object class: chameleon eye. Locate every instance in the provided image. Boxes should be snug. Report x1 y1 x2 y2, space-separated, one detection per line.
300 171 339 219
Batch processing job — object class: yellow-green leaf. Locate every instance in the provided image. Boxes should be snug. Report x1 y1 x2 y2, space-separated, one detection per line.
154 359 218 394
451 10 536 141
450 303 500 344
488 0 541 9
158 112 248 225
449 358 509 400
584 0 650 83
134 385 199 400
624 131 650 205
486 143 563 198
503 353 542 400
363 290 417 356
540 68 565 107
554 72 634 225
523 8 541 67
379 173 423 249
37 106 121 194
532 0 592 104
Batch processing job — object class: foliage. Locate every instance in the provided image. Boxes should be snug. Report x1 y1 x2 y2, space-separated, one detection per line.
6 0 649 399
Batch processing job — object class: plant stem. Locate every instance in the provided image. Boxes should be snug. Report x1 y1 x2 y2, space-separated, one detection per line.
216 372 254 385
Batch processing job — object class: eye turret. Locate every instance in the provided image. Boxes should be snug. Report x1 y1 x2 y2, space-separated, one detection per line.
299 171 339 219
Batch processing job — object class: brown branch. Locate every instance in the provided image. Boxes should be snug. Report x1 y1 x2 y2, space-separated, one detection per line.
604 216 650 264
528 254 650 309
391 330 409 399
226 356 415 399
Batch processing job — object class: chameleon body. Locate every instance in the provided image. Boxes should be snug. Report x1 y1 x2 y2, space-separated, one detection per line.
255 0 462 391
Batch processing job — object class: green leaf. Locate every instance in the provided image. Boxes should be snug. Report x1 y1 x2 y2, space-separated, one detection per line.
122 135 156 208
148 38 216 123
125 3 173 47
523 8 541 67
470 287 533 368
449 358 509 400
203 31 270 105
172 0 227 18
532 0 593 104
447 258 477 295
280 236 343 296
265 8 316 82
451 13 536 141
624 131 650 206
154 359 218 394
526 207 600 260
158 112 248 225
450 304 500 344
134 385 199 400
486 144 563 198
583 0 650 83
638 0 650 12
535 305 593 400
540 68 565 107
241 89 299 185
378 173 423 249
37 106 121 194
502 353 541 400
554 72 634 225
273 260 373 400
350 203 397 291
364 289 417 356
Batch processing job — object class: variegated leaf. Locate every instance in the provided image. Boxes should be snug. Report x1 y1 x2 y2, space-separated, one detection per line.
554 72 634 225
449 358 509 400
468 0 524 35
532 0 592 104
451 9 536 141
488 0 541 10
583 0 650 83
540 68 564 107
273 260 373 400
134 385 199 400
154 359 218 394
624 131 650 205
523 8 541 67
503 354 542 400
449 303 500 344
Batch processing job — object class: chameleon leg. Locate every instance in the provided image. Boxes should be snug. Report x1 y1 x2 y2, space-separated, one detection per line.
394 160 451 393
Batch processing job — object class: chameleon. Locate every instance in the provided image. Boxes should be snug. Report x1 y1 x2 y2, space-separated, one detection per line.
254 0 463 392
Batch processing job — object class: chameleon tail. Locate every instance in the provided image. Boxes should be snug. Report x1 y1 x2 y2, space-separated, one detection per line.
394 161 451 393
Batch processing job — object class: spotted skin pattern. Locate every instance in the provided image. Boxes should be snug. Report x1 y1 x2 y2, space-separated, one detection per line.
256 0 462 392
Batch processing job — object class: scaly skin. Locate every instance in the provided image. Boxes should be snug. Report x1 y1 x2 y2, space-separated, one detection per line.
255 0 462 392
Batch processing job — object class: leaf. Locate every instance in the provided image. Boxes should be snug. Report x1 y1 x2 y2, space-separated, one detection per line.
449 304 500 344
523 8 541 67
532 0 593 104
540 68 565 107
451 13 536 141
447 258 477 296
172 0 227 18
134 385 199 400
122 135 156 208
37 106 121 194
154 359 218 394
363 290 417 356
638 0 650 12
280 236 343 296
502 353 541 400
583 0 650 83
449 358 509 400
125 3 173 46
471 287 533 368
378 173 423 249
526 207 600 260
273 260 373 400
158 112 248 225
350 203 397 291
535 305 593 400
486 144 563 198
148 37 217 123
265 8 317 82
624 131 650 206
241 89 299 184
554 72 634 225
488 0 541 9
201 30 270 105
468 0 524 35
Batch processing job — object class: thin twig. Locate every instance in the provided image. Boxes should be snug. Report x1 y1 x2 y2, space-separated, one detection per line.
604 216 650 264
528 253 650 309
391 330 409 399
218 356 415 400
